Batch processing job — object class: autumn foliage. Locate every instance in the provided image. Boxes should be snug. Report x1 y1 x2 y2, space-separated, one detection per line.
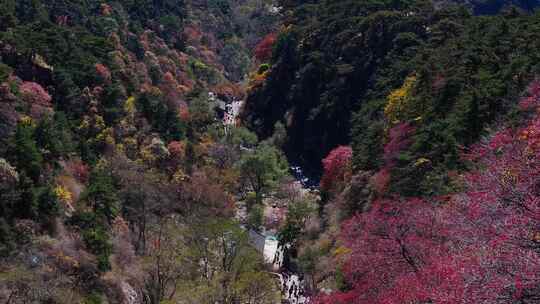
320 146 352 193
95 63 112 83
383 122 415 166
370 167 391 195
254 33 277 62
19 81 54 119
384 75 418 124
519 79 540 111
19 81 52 106
69 160 90 183
370 123 415 195
317 88 540 303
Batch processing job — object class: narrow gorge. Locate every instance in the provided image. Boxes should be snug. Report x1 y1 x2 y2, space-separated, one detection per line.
1 1 540 304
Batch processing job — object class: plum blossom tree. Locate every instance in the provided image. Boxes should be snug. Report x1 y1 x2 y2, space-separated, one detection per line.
452 104 540 303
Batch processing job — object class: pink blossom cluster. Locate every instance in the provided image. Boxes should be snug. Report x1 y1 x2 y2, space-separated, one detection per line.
19 81 52 106
320 146 353 192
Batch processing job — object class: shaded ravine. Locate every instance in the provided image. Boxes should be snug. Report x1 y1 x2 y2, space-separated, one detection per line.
217 55 316 302
235 164 316 303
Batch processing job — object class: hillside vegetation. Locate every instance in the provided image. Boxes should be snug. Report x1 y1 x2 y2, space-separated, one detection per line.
1 0 540 303
241 0 540 302
244 0 540 192
0 0 288 303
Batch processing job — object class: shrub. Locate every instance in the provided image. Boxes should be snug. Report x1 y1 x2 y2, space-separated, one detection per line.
0 63 13 82
84 293 103 304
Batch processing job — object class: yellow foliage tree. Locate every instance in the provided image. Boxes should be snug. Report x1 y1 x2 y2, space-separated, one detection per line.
20 115 34 127
247 70 269 92
124 96 136 116
384 75 420 124
54 185 73 204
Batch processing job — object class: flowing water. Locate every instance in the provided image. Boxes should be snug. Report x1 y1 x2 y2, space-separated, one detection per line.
222 96 316 302
274 165 318 303
278 271 309 304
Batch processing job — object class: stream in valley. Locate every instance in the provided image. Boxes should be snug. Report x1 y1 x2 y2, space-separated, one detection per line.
274 165 316 303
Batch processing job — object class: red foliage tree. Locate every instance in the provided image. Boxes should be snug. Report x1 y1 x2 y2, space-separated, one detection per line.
100 3 112 16
370 122 415 196
320 146 353 193
314 198 449 304
166 140 186 172
519 79 540 111
179 170 235 217
56 15 69 26
254 33 277 62
183 26 203 44
19 81 52 106
19 81 54 119
67 160 89 183
168 141 185 158
95 63 112 84
370 167 391 195
446 109 540 303
383 122 415 166
178 103 190 122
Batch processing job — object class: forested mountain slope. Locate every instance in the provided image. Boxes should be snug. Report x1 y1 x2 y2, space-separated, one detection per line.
239 1 540 302
0 0 286 303
243 0 540 196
